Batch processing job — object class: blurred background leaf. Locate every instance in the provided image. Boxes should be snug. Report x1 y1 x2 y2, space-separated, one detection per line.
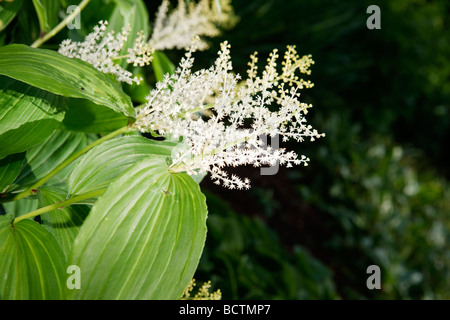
0 0 23 32
32 0 60 34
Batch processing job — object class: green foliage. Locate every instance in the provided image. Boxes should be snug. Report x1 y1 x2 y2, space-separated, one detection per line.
152 50 176 82
0 153 25 193
0 214 67 300
67 136 177 196
10 130 87 191
0 0 23 32
2 198 38 218
0 44 135 119
0 0 210 300
196 192 339 300
0 0 448 301
0 76 66 160
294 113 450 299
106 0 150 68
62 98 130 133
67 158 207 299
38 186 90 258
32 0 60 33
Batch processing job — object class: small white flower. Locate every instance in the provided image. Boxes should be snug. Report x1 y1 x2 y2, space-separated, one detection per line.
149 0 237 51
58 0 236 83
58 21 153 85
135 41 324 189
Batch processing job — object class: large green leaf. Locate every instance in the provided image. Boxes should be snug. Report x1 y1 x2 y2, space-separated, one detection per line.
0 214 66 299
32 0 60 33
0 152 24 193
0 44 135 119
10 130 87 191
67 157 208 299
62 98 129 133
38 186 90 258
0 76 66 160
0 0 23 32
68 135 178 196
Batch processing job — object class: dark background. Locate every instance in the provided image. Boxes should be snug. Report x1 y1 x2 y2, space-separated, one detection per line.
167 0 450 299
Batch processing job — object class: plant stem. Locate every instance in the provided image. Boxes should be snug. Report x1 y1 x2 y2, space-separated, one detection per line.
31 0 92 48
12 126 131 202
13 189 105 225
111 54 131 61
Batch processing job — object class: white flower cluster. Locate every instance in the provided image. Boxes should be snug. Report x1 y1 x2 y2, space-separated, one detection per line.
149 0 237 51
135 41 324 189
58 21 153 85
58 0 235 84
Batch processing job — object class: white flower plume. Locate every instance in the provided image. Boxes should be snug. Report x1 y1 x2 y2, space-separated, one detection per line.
58 21 153 85
135 41 324 189
149 0 237 51
58 0 236 83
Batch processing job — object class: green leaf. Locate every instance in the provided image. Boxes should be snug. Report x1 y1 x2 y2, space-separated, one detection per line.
10 130 87 191
10 0 40 44
0 152 24 193
62 98 130 133
68 135 178 196
32 0 60 33
0 0 23 32
107 0 150 68
124 68 151 104
38 186 90 258
0 214 66 299
0 44 135 119
66 0 115 36
2 197 39 218
67 157 208 299
152 51 175 82
0 76 66 160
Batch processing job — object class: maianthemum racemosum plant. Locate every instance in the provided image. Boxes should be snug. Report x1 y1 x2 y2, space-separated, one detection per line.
0 0 322 300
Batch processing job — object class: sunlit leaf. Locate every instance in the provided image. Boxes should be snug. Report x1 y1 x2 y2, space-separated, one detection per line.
0 214 66 300
0 76 65 160
0 44 135 118
67 157 208 299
